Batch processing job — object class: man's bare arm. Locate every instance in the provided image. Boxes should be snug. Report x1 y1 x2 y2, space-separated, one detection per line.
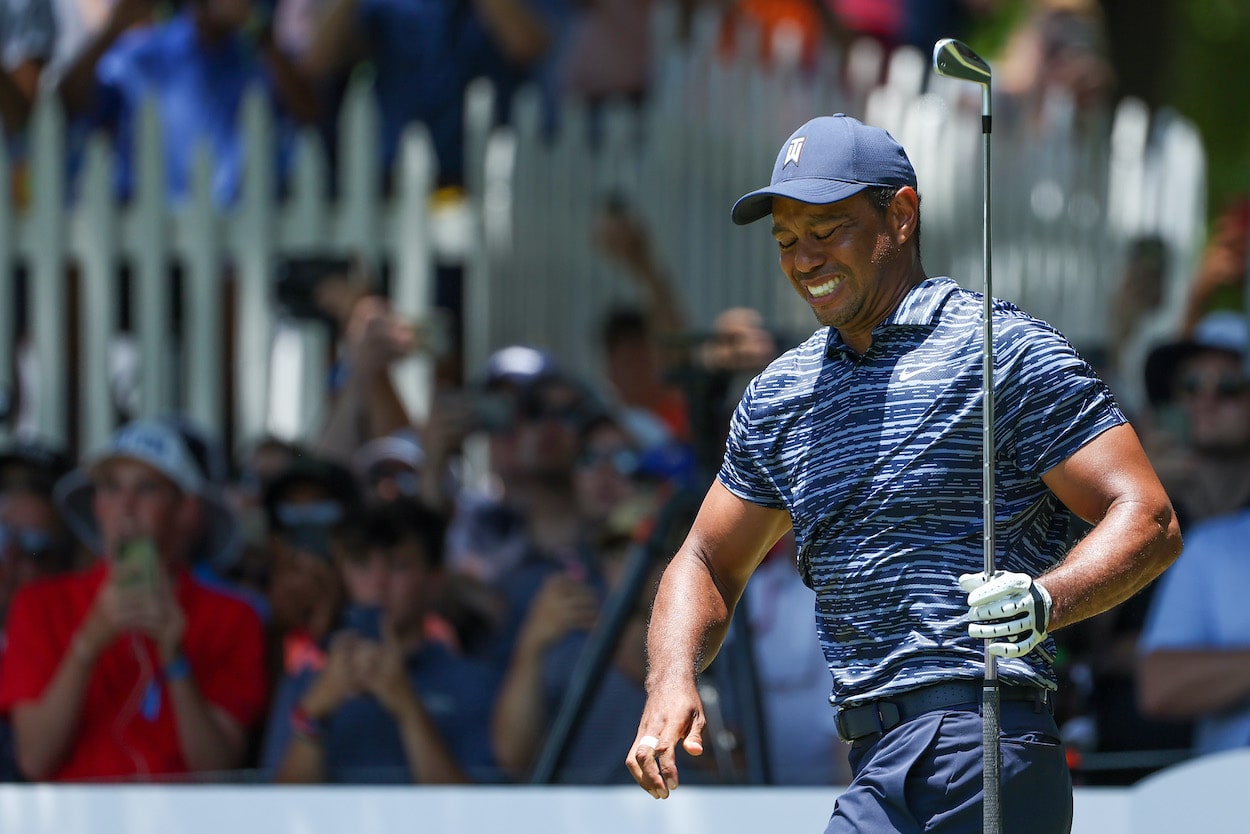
645 480 792 684
1039 422 1182 631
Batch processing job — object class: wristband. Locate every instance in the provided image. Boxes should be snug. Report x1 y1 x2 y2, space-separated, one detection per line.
163 653 191 683
290 705 326 742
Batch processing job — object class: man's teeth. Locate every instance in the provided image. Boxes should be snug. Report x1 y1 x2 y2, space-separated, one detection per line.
809 277 841 297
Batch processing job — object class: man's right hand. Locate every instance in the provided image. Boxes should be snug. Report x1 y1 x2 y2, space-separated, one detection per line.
624 678 707 800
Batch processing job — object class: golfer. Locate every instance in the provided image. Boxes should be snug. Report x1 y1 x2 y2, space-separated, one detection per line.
624 114 1181 833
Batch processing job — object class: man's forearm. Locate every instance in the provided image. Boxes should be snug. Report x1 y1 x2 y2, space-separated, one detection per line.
490 643 549 777
1041 499 1180 632
645 551 734 684
1138 648 1250 718
166 675 246 773
11 638 97 779
394 696 469 783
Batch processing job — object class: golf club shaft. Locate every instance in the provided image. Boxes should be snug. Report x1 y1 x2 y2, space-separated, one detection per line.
979 81 1002 834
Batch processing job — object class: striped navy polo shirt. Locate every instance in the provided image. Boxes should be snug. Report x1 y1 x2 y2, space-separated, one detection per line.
719 277 1125 707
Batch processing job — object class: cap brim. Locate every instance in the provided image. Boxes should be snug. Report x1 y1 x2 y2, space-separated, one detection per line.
52 469 243 569
731 178 873 225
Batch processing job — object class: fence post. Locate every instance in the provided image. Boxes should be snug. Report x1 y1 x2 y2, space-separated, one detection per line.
131 95 172 420
234 85 278 446
391 122 435 422
74 134 120 454
24 90 68 446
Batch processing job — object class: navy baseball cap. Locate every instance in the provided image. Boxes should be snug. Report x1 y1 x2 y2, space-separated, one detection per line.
731 114 917 225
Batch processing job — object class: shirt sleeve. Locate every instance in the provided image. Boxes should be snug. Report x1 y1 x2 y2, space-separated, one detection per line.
995 315 1126 476
717 376 788 510
0 584 62 714
191 600 268 729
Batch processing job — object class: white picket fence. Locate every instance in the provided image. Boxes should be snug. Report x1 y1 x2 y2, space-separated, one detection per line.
481 4 1207 387
0 3 1209 457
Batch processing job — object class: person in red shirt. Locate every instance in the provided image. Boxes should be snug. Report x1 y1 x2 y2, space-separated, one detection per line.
0 418 267 781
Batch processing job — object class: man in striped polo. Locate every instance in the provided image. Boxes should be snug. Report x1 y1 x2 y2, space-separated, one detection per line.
624 114 1182 833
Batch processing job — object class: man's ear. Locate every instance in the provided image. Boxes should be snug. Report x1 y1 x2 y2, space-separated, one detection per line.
890 186 920 244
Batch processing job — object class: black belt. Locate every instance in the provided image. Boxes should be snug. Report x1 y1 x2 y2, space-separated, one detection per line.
834 681 1054 743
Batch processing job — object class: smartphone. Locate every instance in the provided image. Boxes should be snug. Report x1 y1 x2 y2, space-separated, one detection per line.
114 537 158 588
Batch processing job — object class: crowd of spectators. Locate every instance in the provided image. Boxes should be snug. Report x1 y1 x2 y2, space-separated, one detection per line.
0 0 1244 792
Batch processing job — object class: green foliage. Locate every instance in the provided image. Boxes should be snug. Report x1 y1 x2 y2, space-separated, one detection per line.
1165 0 1250 217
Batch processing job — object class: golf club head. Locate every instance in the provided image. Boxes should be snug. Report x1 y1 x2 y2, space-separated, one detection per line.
932 38 991 87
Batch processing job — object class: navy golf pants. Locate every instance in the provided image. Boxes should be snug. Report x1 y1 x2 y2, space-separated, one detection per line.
825 699 1073 834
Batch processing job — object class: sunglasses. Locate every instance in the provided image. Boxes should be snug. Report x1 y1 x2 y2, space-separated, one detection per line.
1178 372 1250 401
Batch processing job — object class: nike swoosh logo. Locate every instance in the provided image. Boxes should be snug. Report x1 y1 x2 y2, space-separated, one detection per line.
898 367 929 382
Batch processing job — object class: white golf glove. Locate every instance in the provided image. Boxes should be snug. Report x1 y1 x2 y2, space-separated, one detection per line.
959 570 1053 659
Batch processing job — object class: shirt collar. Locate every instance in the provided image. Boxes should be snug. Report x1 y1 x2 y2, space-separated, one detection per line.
823 277 960 358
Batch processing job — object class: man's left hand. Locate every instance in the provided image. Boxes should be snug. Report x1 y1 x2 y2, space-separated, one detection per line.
959 571 1052 659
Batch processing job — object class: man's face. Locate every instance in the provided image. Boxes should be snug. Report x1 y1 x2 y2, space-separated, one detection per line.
91 459 190 562
1175 351 1250 453
770 191 912 338
573 423 639 524
379 537 436 636
513 380 586 482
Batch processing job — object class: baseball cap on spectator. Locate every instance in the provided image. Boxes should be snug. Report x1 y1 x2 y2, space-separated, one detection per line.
0 438 72 493
353 428 424 500
730 113 918 225
483 345 559 388
52 418 242 562
1143 311 1250 407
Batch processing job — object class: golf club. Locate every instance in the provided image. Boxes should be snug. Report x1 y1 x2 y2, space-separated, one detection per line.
932 36 1001 834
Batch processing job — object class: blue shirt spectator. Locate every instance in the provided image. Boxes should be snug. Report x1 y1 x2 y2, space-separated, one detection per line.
302 0 570 187
57 0 318 204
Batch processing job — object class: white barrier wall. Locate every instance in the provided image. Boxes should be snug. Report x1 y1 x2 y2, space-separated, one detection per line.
3 750 1250 834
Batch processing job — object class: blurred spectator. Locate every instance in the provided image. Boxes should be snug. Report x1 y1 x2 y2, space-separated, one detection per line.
1141 311 1250 529
299 0 571 188
561 0 652 107
352 427 424 505
593 196 689 340
440 347 590 584
1137 507 1250 759
262 453 361 681
743 531 851 785
56 0 319 204
598 307 691 447
0 481 79 625
279 256 421 466
996 0 1116 132
0 418 267 780
264 499 503 783
704 0 838 73
0 438 72 495
1067 310 1250 781
491 489 687 783
592 197 694 447
43 0 147 87
0 443 79 782
1175 197 1249 339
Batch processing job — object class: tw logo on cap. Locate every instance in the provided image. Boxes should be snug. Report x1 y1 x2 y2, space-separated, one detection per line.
783 136 806 168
